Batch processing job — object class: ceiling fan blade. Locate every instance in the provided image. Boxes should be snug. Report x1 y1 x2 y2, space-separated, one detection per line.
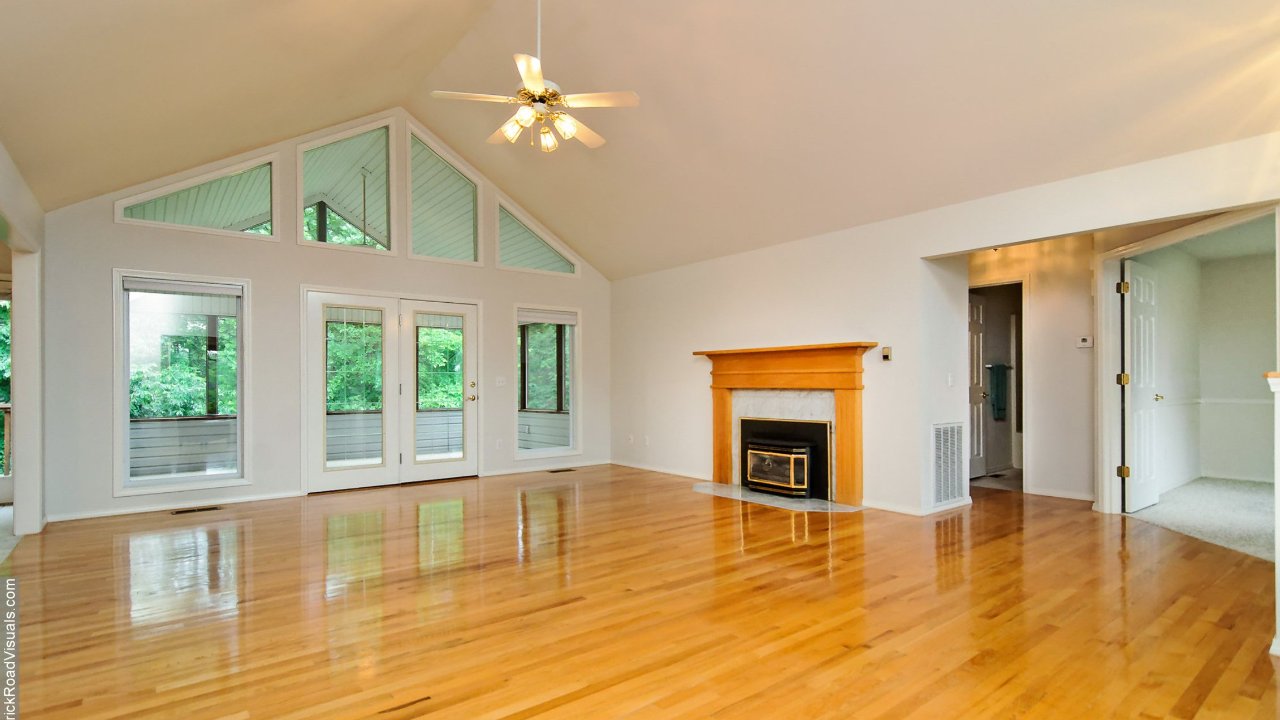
514 54 545 94
431 91 515 103
571 117 607 149
486 125 510 144
561 91 640 109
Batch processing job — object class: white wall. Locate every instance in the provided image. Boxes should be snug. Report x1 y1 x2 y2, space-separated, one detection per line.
41 108 612 521
613 131 1280 516
969 236 1096 501
1200 254 1276 482
1133 245 1203 493
0 137 43 252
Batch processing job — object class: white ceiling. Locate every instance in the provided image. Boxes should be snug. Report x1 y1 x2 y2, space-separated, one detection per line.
0 0 492 209
3 0 1280 278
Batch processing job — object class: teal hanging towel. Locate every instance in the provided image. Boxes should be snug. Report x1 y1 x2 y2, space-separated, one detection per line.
987 364 1010 421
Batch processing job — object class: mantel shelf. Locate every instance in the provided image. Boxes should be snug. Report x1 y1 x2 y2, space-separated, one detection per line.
693 342 879 357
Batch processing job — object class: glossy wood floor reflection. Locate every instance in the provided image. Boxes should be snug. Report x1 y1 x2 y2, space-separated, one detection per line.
7 466 1277 719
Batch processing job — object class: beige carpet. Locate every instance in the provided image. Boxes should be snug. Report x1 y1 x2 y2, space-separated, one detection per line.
1130 478 1273 561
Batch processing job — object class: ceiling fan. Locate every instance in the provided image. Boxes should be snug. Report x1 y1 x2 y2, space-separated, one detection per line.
430 0 638 152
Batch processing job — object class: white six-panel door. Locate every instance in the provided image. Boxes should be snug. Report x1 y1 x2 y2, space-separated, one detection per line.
969 295 987 479
1123 259 1161 512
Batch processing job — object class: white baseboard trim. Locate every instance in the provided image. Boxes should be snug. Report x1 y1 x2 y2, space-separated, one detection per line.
608 461 709 481
861 499 927 516
1199 472 1274 484
1025 487 1095 502
927 497 973 514
46 490 306 523
479 459 613 478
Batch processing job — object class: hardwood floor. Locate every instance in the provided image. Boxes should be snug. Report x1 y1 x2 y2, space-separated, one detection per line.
6 465 1276 718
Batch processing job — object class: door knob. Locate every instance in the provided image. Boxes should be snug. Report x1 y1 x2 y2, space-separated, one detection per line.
981 392 990 399
1154 393 1164 402
467 394 478 402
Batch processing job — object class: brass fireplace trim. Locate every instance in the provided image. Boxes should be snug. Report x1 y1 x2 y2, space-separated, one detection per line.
739 416 833 500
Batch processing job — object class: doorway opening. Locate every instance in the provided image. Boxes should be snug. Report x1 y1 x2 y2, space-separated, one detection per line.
969 282 1024 493
1110 211 1277 559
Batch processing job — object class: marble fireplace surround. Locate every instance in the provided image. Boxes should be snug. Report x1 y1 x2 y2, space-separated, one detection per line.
692 343 877 506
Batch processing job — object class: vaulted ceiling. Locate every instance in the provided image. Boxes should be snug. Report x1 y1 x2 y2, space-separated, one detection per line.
3 0 1279 278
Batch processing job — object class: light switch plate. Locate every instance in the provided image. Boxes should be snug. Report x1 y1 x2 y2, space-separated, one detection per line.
1076 336 1094 348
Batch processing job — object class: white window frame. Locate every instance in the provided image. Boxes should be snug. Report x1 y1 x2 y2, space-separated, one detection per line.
113 154 281 242
514 304 583 460
496 198 582 278
406 121 486 268
295 118 401 257
113 269 253 497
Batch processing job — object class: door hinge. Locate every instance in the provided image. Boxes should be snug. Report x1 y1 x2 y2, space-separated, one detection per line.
399 383 402 396
399 453 403 464
1116 465 1131 478
1116 281 1130 294
1116 373 1130 385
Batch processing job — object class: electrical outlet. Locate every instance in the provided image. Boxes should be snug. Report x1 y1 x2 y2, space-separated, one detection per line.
627 434 634 445
644 435 650 447
1076 336 1094 348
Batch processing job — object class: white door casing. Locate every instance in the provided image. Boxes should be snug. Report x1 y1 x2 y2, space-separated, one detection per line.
1123 259 1160 512
969 295 987 479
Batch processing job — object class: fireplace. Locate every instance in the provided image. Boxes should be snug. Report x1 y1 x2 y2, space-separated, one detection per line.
693 343 876 505
740 418 831 500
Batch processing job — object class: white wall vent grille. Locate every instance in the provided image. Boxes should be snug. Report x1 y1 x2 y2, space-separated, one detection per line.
933 422 965 506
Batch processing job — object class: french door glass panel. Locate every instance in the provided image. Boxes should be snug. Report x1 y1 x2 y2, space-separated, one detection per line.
325 306 385 468
414 312 464 461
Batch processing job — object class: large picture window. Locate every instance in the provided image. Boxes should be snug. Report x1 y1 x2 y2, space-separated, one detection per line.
123 276 244 488
516 308 576 451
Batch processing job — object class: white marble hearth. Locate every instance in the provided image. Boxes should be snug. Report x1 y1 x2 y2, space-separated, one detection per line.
730 389 836 485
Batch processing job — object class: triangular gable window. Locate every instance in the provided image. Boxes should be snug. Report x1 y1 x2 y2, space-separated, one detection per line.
122 163 272 236
499 207 574 274
301 126 390 251
411 136 477 262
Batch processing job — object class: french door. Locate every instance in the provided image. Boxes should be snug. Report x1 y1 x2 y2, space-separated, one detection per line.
305 292 478 493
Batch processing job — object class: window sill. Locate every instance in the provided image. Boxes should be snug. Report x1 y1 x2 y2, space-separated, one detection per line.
515 447 581 461
115 475 249 498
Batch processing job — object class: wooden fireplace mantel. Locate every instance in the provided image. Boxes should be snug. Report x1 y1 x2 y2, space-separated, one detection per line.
693 342 877 505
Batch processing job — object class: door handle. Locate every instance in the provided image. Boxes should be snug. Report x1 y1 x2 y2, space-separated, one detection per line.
981 392 990 399
467 394 478 402
1153 393 1164 402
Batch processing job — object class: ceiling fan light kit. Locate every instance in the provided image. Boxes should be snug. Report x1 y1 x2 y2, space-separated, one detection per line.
430 0 637 153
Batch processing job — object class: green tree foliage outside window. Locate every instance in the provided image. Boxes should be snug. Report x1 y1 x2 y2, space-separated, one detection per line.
417 327 463 411
519 323 569 412
130 316 238 419
304 203 384 249
326 322 383 412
